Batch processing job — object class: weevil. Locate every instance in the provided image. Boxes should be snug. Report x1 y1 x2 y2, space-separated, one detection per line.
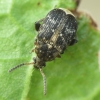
9 8 78 95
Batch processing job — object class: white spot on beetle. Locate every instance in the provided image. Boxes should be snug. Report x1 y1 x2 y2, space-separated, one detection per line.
54 45 56 48
47 44 52 48
50 42 53 45
43 37 46 40
60 34 62 36
52 29 54 32
62 38 65 41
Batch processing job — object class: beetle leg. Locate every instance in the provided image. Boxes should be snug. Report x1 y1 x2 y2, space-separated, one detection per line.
56 54 61 58
68 38 78 46
30 49 35 53
35 18 44 31
30 38 38 53
34 39 38 45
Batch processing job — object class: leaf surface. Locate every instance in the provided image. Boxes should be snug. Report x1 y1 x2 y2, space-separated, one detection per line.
0 0 100 100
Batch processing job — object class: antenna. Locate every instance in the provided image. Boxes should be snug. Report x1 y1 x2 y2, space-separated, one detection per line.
40 68 47 95
8 62 34 72
8 62 47 95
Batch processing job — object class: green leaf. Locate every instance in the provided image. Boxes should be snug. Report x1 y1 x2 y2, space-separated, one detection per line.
0 0 100 100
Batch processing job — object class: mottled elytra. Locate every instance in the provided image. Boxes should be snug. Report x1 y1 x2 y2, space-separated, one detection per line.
9 8 78 95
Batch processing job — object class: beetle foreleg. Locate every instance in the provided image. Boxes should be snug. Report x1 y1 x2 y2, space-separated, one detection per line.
35 18 44 31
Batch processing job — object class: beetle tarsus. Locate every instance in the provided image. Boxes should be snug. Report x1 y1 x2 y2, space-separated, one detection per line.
35 18 44 31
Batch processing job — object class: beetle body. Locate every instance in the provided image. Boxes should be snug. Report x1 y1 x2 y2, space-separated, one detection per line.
9 8 78 95
34 8 78 69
